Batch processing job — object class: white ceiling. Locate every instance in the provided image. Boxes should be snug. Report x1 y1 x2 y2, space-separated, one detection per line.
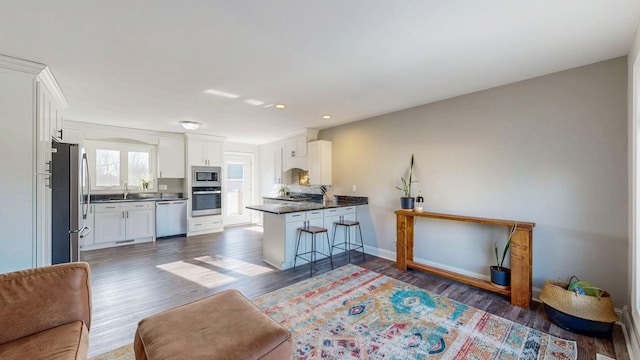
1 1 639 144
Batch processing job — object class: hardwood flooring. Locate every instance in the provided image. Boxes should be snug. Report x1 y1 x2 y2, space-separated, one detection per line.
82 225 629 359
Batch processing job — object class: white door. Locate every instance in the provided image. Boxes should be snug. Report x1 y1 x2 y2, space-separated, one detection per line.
223 153 253 226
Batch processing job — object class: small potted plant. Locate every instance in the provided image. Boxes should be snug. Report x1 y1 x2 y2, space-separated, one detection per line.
490 222 518 288
395 154 417 209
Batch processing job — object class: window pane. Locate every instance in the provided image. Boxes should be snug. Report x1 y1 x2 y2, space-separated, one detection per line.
226 163 244 216
96 149 120 186
227 164 243 179
128 151 150 188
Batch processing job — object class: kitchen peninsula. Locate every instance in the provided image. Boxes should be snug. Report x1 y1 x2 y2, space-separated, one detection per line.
247 195 368 270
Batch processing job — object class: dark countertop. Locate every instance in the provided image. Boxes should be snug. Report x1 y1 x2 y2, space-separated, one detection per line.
246 196 368 215
90 193 187 203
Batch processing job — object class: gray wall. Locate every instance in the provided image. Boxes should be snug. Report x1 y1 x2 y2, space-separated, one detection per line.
321 57 628 307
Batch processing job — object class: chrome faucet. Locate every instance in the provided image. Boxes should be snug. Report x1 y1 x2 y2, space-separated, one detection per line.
123 181 129 199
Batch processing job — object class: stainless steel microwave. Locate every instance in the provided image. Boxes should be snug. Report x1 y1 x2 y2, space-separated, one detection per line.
192 166 221 187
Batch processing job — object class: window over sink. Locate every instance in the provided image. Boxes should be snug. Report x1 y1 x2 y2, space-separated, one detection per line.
85 140 156 192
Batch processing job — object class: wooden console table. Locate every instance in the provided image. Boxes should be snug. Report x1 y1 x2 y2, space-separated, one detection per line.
395 210 535 308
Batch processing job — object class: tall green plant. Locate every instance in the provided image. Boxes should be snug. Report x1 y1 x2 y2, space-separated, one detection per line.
395 154 417 197
494 222 518 268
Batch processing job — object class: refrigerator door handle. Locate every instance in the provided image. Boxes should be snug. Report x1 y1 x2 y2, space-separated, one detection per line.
82 153 91 220
78 225 91 238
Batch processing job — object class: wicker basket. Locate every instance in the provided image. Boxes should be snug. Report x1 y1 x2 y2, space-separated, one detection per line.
539 279 618 337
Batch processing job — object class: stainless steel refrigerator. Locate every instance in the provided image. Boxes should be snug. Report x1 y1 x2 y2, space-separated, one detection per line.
51 142 90 264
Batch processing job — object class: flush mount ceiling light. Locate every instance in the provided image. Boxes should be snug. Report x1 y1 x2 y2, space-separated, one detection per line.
180 121 200 130
322 115 332 119
204 89 239 99
275 104 286 109
245 99 265 106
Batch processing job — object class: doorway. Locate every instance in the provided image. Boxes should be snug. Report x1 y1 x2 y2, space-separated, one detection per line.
223 153 253 226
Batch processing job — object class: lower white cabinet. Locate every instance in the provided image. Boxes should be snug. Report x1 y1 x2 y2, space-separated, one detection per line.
188 214 223 234
92 202 155 247
263 206 356 270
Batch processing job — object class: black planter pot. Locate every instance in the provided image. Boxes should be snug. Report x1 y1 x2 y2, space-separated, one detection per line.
400 197 415 209
490 266 511 287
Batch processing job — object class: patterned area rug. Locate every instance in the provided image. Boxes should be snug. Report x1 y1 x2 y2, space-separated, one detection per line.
89 343 133 360
252 264 577 360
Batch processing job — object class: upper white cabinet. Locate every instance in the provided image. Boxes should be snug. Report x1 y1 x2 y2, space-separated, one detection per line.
308 140 332 185
185 134 224 166
0 55 68 272
282 134 309 171
158 135 185 178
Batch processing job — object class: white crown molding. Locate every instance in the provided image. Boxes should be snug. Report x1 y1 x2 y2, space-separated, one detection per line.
0 53 46 74
37 67 68 109
184 132 227 143
0 54 68 109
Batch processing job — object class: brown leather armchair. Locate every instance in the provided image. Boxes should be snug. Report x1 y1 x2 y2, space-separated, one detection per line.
0 262 92 360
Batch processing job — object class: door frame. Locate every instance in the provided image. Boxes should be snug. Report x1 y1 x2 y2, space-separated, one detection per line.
223 151 255 226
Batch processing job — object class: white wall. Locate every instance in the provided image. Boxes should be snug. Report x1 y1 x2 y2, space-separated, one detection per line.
321 57 628 307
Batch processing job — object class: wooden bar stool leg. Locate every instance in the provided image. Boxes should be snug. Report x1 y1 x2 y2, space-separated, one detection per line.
345 224 350 263
310 233 315 277
325 232 333 270
357 223 365 261
293 229 302 272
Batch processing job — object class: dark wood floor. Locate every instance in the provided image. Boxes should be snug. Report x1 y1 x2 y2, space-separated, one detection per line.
82 225 628 359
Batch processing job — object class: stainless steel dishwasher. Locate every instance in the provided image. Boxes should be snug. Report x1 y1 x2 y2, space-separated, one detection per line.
156 200 187 238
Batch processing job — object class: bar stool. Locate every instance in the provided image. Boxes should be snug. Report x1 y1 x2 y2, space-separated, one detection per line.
294 221 333 277
331 216 365 263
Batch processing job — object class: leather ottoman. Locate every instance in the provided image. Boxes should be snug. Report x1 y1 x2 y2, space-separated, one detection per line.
134 289 292 360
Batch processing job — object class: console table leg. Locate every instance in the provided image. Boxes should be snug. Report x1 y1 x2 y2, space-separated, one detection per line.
510 228 533 308
396 214 411 271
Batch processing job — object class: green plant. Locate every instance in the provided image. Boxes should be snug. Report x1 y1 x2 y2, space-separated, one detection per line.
494 222 518 268
277 184 287 197
395 154 417 197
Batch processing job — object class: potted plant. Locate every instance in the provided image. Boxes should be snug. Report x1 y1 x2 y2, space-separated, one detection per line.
395 154 417 209
490 222 518 288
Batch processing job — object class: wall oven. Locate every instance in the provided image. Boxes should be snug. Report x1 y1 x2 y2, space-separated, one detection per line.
192 186 222 216
192 166 221 187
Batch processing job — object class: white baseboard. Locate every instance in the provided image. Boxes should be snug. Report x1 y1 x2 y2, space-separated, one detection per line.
363 244 624 320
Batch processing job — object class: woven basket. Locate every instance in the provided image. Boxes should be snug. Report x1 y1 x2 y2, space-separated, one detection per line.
539 279 618 323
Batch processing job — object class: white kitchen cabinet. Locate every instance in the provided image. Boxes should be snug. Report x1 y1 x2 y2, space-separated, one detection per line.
188 214 223 234
282 135 308 171
259 142 284 198
94 204 126 244
124 202 155 239
186 134 224 166
0 55 68 272
263 209 332 270
93 202 155 246
307 140 332 185
158 135 185 178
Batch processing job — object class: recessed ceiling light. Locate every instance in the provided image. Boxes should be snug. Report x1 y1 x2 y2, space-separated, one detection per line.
322 115 332 119
245 99 265 106
204 89 239 99
275 104 286 109
180 121 200 130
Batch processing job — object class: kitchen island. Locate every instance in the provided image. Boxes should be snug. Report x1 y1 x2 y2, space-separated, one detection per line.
246 196 368 270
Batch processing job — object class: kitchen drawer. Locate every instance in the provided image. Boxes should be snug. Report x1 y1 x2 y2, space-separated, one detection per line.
325 206 355 217
285 212 305 223
306 209 324 219
122 202 155 211
94 203 122 213
189 215 222 232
